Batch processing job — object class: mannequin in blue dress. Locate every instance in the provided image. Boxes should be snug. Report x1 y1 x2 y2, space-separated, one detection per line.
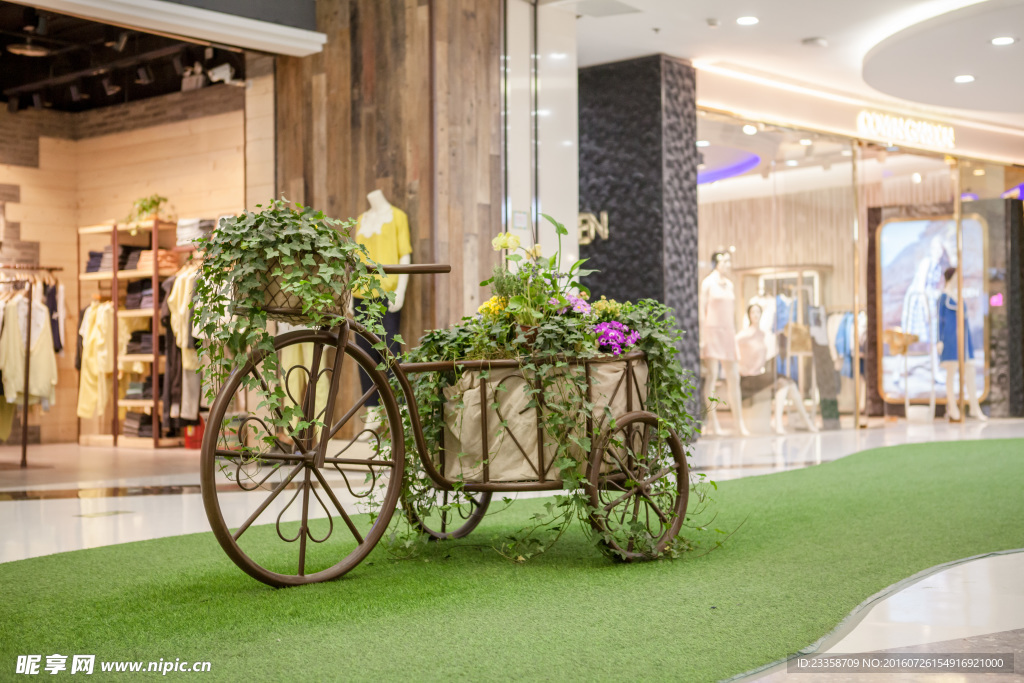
937 267 986 421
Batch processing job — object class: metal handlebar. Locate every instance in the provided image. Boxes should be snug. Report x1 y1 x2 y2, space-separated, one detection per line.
379 264 451 275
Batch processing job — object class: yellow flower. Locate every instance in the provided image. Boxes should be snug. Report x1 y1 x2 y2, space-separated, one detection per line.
491 232 521 251
478 295 508 317
526 244 543 259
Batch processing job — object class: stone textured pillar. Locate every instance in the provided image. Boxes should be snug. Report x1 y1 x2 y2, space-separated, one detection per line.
578 54 699 382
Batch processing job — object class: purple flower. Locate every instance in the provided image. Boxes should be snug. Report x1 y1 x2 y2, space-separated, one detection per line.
594 320 640 355
550 293 592 316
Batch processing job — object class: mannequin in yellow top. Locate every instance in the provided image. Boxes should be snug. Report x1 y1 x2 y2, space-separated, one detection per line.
354 190 411 438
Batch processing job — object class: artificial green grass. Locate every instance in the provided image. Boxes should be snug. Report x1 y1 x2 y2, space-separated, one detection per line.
2 439 1022 682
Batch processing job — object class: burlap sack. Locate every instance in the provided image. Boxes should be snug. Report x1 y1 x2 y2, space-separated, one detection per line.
439 358 648 483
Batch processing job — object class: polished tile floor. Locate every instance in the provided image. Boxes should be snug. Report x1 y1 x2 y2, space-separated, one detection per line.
1 419 1021 563
753 551 1024 681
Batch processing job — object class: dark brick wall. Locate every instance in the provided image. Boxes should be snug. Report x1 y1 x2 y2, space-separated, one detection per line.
0 109 74 167
0 85 245 169
660 57 700 380
578 54 700 387
579 56 664 303
1011 199 1024 416
73 85 245 140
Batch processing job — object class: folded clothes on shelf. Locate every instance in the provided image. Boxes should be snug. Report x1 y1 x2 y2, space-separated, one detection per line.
122 410 153 435
176 218 215 246
85 250 104 273
134 249 179 273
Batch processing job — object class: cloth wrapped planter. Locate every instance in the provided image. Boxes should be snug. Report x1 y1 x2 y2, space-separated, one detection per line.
439 356 648 483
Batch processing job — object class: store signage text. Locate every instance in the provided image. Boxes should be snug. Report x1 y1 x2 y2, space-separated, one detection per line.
856 110 956 150
578 212 609 246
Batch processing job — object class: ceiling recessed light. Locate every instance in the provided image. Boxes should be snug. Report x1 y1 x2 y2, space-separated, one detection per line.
696 140 710 147
736 16 759 26
785 159 799 167
973 168 986 176
953 74 975 84
841 150 853 157
799 139 813 146
991 36 1016 46
742 124 758 135
912 173 922 184
550 53 567 60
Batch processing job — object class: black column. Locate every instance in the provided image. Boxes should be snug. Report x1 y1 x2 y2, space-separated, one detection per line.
578 54 699 381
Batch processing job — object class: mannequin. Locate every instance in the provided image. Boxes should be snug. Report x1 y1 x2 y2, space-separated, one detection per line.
700 251 748 436
737 304 817 434
937 266 986 421
354 190 412 437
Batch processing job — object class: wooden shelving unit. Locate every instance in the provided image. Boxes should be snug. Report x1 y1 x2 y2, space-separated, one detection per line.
77 217 183 448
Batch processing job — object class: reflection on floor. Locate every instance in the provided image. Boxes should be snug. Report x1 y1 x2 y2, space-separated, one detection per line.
1 419 1022 564
753 552 1024 682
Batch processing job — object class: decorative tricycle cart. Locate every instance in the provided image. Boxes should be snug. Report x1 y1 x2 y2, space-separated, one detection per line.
200 264 690 587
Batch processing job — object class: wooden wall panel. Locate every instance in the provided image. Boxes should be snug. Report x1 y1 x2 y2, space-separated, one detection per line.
275 0 501 338
246 70 277 210
76 112 245 226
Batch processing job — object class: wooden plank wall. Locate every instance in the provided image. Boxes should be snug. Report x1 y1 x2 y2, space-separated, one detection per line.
276 0 502 339
245 54 277 210
76 112 246 227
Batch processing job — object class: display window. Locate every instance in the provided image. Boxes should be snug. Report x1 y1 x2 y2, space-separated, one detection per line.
696 109 1023 438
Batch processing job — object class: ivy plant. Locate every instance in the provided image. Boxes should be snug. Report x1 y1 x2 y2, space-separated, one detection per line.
193 198 388 449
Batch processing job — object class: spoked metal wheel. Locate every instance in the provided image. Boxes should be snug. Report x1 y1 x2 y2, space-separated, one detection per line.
585 411 689 561
200 327 404 587
404 486 492 540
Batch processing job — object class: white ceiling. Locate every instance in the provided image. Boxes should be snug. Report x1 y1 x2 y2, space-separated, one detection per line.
567 0 1024 131
863 0 1024 113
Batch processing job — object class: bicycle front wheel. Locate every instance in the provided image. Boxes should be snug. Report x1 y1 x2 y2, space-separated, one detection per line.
200 328 404 587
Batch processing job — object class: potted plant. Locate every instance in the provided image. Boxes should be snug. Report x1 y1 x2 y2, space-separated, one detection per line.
395 214 705 561
193 198 388 440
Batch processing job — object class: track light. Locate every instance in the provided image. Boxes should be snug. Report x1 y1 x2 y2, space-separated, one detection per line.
135 65 154 85
171 55 184 76
31 93 43 110
114 31 129 53
7 97 18 114
69 82 82 102
102 76 121 96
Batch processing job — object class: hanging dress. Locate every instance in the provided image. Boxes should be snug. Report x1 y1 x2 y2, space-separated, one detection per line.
937 292 974 363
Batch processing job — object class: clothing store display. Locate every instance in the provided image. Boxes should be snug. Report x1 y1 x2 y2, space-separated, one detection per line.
353 207 412 297
44 284 65 355
166 262 203 420
77 301 114 419
0 297 58 407
160 276 186 429
937 293 974 363
700 273 738 362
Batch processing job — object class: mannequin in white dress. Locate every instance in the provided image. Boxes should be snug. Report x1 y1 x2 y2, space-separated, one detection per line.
700 252 748 436
736 304 817 434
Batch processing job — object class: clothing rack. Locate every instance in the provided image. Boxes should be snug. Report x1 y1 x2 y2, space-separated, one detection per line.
0 264 64 468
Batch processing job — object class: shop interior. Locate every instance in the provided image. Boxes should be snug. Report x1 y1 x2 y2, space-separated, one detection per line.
696 109 1024 438
0 2 273 460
